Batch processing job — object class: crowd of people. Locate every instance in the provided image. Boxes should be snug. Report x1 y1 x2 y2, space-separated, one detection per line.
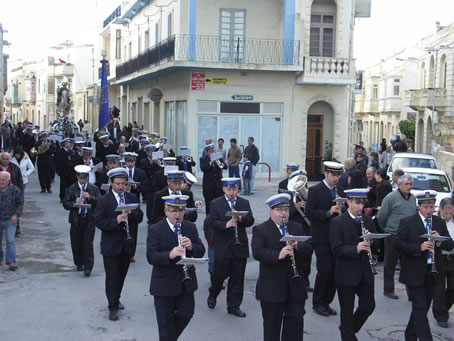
2 115 454 341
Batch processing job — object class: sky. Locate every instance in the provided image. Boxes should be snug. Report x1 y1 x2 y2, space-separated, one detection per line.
1 0 454 71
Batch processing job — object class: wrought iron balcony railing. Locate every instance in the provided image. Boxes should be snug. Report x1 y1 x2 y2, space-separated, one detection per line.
116 35 300 79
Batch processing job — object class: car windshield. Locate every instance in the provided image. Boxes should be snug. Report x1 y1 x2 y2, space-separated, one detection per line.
389 157 436 172
408 172 451 193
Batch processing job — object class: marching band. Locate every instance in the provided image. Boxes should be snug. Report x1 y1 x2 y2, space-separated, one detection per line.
5 122 454 341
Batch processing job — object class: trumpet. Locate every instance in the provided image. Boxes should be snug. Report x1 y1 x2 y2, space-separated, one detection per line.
287 172 310 226
154 158 164 168
426 215 438 273
176 217 192 282
281 216 301 280
359 215 377 275
215 159 224 169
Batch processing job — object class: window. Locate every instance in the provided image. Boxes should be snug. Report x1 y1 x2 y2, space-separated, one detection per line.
168 12 173 38
38 79 40 94
128 42 132 59
372 85 378 99
165 101 175 145
393 85 400 96
138 35 142 54
310 14 335 57
116 30 121 59
219 9 246 62
394 78 400 82
155 23 159 44
144 30 149 50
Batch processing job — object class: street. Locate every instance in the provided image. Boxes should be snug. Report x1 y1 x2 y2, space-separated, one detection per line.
0 174 453 341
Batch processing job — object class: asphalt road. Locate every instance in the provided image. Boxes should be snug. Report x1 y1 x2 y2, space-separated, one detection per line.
0 174 453 341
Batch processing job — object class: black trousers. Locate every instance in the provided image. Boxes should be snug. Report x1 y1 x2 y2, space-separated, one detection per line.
103 252 131 310
432 255 454 322
405 266 435 341
154 287 195 341
260 299 305 341
302 251 313 288
38 164 51 190
70 218 95 269
202 187 223 214
146 196 154 224
59 175 71 201
337 277 375 341
209 257 247 309
312 243 336 308
383 234 400 294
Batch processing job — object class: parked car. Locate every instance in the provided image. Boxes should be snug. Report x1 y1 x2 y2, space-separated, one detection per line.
401 167 452 210
387 153 437 178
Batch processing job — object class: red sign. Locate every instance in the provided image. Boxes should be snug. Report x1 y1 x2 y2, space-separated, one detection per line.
191 72 205 90
407 112 416 120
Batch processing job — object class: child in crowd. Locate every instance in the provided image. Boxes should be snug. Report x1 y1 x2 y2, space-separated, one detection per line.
242 154 252 195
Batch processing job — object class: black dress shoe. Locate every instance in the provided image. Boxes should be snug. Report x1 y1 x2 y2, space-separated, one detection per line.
313 306 330 317
47 189 52 193
326 306 337 315
384 292 399 299
118 302 125 310
130 257 136 263
207 296 216 309
109 309 119 321
228 308 246 318
76 265 84 271
40 189 46 193
84 269 91 277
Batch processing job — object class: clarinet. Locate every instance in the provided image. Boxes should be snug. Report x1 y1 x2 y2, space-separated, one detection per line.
230 199 241 246
281 216 301 280
426 215 438 273
176 218 192 282
120 191 134 241
359 214 377 275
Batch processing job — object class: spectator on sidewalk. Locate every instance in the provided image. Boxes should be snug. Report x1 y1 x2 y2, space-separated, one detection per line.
0 171 23 271
227 138 242 184
244 137 259 194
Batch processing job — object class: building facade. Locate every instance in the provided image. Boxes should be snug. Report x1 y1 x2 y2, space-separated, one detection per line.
101 0 371 178
354 50 418 151
406 22 454 154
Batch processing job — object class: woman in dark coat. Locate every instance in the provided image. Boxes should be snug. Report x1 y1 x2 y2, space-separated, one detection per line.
375 168 392 208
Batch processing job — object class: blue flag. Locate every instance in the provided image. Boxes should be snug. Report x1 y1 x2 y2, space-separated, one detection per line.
98 59 110 130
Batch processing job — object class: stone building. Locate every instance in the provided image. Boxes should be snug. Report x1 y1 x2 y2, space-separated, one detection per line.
100 0 371 178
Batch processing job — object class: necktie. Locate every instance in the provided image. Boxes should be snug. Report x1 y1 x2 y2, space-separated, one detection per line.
173 225 179 241
184 159 187 171
129 169 133 179
279 225 286 237
171 191 178 195
119 193 123 205
331 187 336 200
354 217 360 223
425 218 433 264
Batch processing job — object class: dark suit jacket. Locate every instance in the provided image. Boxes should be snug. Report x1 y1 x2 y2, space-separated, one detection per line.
94 191 144 256
278 178 289 191
147 218 205 296
396 213 454 287
95 142 117 164
252 218 312 303
63 182 100 225
305 181 337 244
330 212 377 287
152 169 167 193
151 188 197 224
207 195 254 259
55 148 79 181
127 166 146 200
177 156 196 174
200 155 226 191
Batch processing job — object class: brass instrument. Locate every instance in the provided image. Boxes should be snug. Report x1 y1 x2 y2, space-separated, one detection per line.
281 216 301 279
176 217 192 282
155 158 165 168
30 143 49 156
215 159 224 169
359 215 377 275
426 215 437 273
287 172 310 226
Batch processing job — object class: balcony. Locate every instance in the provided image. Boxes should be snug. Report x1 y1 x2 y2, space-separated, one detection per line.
115 35 301 82
406 88 450 112
49 63 74 77
297 56 356 85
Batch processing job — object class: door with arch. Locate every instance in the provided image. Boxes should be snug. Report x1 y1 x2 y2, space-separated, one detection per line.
306 114 323 180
